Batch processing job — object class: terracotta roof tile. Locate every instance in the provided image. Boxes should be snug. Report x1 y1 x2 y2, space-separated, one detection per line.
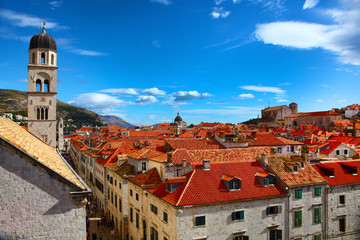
128 168 162 188
0 117 86 190
165 138 225 150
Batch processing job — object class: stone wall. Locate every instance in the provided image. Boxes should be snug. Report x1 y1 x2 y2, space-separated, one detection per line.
0 144 86 240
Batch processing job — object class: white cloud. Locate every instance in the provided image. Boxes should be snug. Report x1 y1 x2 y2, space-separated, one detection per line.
171 90 213 101
150 0 171 5
240 85 286 93
183 106 261 115
99 88 139 95
278 82 292 86
71 49 106 56
318 84 330 88
317 99 323 102
234 93 255 99
215 0 226 5
338 99 347 103
303 0 319 10
0 9 67 29
211 7 231 19
135 96 159 105
233 0 242 3
334 94 338 98
258 99 263 101
142 87 166 96
49 1 63 9
69 93 132 114
250 0 286 17
255 1 360 65
18 79 28 82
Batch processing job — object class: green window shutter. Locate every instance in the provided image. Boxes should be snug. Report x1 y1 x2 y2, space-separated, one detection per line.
315 207 321 223
315 187 322 196
295 189 303 198
240 210 244 220
295 211 302 227
315 234 322 240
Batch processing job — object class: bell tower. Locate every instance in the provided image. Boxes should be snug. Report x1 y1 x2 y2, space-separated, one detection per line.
27 23 58 147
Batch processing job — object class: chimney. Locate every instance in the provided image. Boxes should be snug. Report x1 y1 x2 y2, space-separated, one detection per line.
167 152 173 164
219 131 225 138
202 159 210 170
263 154 268 167
182 159 187 168
270 147 277 155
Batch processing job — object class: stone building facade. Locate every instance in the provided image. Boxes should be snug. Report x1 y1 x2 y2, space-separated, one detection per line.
0 117 90 240
285 110 342 130
258 103 298 128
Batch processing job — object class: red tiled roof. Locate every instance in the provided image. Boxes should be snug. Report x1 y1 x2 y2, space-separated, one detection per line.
170 147 270 165
128 148 164 159
128 130 172 138
195 129 210 138
128 168 162 188
319 142 342 155
178 131 195 138
277 137 304 145
286 111 341 118
149 153 168 163
148 161 287 206
167 176 187 184
312 160 360 186
248 133 287 146
165 138 225 150
196 122 220 127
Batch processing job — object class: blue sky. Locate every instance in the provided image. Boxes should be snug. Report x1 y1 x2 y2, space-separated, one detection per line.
0 0 359 125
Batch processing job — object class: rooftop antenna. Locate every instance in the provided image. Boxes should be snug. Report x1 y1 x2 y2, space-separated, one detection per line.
42 21 46 33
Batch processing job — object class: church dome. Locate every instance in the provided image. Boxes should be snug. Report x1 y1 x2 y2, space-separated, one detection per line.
174 112 183 122
29 28 57 51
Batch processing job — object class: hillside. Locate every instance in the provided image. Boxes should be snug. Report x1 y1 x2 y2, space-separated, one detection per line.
0 89 135 131
100 115 136 129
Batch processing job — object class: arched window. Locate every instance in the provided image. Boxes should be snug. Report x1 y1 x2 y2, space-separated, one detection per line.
44 80 49 92
45 108 48 120
51 54 54 65
36 79 42 92
41 52 45 64
32 52 35 63
37 108 40 120
41 108 44 120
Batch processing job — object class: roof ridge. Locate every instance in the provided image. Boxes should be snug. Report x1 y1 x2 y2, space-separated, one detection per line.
176 169 196 206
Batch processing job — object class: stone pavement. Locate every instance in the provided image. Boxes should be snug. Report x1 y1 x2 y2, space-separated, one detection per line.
87 201 121 240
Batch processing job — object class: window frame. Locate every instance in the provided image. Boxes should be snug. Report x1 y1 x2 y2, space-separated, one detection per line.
339 195 345 205
195 215 206 226
294 210 302 227
295 189 303 199
232 210 245 220
315 187 322 196
314 207 321 223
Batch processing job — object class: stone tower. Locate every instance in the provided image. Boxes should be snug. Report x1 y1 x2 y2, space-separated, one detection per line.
27 24 57 147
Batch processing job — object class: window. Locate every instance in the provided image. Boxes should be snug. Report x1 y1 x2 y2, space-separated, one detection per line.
164 238 168 240
265 177 275 186
300 161 304 168
150 227 158 240
266 206 280 215
344 149 348 155
293 165 298 172
107 189 110 200
232 210 244 220
119 182 121 189
339 217 346 232
119 199 122 212
269 229 282 240
51 54 54 65
295 189 303 198
115 195 117 208
130 189 133 196
142 162 147 171
314 207 321 223
278 148 282 154
36 79 42 92
41 52 45 63
163 212 168 223
230 179 241 190
295 210 302 227
136 193 139 201
339 195 345 205
44 80 49 92
315 187 322 196
115 179 117 186
32 52 35 63
150 204 158 214
130 208 133 222
314 234 322 240
136 212 139 229
195 216 206 226
111 191 113 204
233 236 249 240
336 150 340 155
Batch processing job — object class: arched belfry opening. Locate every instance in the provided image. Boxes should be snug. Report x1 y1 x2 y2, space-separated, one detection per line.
36 79 42 92
44 80 49 92
41 52 46 64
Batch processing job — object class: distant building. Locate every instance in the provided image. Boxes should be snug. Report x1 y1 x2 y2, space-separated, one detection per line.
169 112 187 135
258 102 298 128
345 104 360 118
0 117 90 239
285 110 342 130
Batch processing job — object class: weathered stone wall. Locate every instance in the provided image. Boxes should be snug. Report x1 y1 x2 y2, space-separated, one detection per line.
326 184 360 239
0 144 86 240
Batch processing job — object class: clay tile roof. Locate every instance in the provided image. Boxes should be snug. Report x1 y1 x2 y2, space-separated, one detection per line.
319 142 342 155
165 138 225 150
179 131 195 138
128 168 162 188
128 148 164 159
312 160 360 186
286 110 341 118
255 172 269 178
170 147 270 165
248 133 287 146
167 176 187 184
108 162 136 177
0 117 86 190
277 137 304 145
221 175 238 182
149 153 168 163
266 155 326 187
148 161 287 206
